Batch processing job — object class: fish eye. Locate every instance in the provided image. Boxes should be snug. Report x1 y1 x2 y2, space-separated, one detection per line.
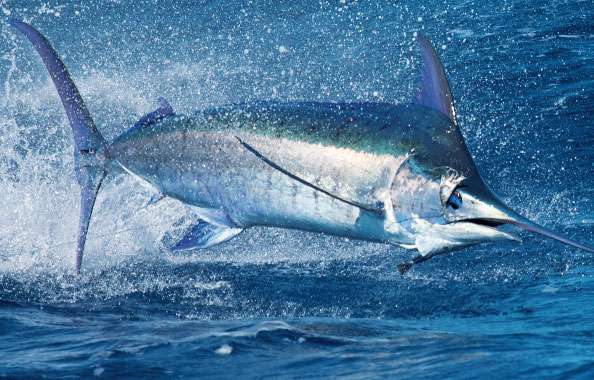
447 191 462 210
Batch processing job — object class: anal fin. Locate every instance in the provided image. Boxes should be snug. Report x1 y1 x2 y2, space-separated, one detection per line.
172 220 243 252
186 204 235 228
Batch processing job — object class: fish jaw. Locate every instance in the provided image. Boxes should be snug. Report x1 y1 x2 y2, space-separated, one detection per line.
411 219 520 258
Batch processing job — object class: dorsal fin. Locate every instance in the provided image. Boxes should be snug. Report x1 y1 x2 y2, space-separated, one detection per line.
133 97 174 129
414 33 457 125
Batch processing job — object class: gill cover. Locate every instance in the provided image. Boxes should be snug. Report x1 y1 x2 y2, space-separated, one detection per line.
10 20 108 273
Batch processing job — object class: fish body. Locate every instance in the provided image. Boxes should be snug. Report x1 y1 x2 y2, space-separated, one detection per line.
112 103 434 245
110 102 507 251
9 19 594 274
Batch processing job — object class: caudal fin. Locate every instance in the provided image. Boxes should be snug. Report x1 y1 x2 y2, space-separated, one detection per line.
10 20 108 273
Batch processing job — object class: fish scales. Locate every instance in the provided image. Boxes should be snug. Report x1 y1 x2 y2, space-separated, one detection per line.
110 103 417 244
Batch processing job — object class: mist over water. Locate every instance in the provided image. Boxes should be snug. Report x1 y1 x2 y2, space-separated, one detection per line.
0 0 593 378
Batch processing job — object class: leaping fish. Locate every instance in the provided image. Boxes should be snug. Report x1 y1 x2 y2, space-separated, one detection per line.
9 20 594 274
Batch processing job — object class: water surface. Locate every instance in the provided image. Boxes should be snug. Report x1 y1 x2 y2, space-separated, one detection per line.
1 0 593 378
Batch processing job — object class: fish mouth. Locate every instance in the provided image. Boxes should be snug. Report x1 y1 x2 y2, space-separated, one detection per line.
456 218 522 242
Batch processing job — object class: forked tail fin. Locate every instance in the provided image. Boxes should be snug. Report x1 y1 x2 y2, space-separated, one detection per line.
10 20 108 273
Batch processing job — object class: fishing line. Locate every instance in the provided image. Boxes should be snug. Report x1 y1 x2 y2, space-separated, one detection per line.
10 218 183 256
235 136 385 216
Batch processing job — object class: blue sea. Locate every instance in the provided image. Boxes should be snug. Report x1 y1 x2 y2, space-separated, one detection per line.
1 0 593 378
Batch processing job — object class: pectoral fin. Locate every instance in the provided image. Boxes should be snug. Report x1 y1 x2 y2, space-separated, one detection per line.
171 220 243 252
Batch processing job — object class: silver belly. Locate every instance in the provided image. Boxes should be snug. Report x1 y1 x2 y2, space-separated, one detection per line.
117 131 415 246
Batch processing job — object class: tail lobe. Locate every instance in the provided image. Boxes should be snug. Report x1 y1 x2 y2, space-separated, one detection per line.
10 20 107 273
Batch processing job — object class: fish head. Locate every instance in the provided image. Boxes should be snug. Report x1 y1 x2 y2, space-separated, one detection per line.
390 32 594 259
390 145 522 257
393 141 594 258
438 171 594 255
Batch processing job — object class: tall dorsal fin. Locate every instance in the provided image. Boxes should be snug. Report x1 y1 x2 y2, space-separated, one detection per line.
414 33 457 125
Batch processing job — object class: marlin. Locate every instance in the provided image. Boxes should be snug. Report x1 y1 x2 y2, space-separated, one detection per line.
10 20 594 274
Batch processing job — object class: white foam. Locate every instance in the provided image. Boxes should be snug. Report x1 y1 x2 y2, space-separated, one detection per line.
215 344 233 355
448 29 474 38
541 285 558 294
211 320 296 339
93 367 105 377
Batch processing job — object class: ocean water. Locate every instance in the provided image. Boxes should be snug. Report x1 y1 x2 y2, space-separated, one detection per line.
1 0 593 378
